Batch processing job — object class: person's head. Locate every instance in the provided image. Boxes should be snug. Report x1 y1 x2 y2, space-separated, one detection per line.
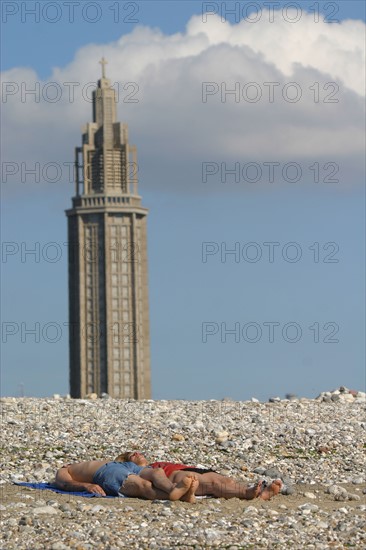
115 451 148 467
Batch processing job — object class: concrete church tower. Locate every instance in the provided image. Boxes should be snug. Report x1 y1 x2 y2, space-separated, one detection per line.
66 59 151 399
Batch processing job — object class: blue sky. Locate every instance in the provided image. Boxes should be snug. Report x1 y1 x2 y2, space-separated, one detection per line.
3 1 365 77
1 1 365 400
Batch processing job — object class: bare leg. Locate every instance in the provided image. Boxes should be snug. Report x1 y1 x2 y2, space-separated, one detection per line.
139 467 175 494
139 468 192 501
177 472 263 500
120 475 170 500
207 478 263 499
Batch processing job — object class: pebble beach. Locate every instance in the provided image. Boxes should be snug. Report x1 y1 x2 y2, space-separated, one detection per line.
1 387 365 549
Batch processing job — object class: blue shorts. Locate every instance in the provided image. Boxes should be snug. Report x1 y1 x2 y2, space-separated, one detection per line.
93 461 144 496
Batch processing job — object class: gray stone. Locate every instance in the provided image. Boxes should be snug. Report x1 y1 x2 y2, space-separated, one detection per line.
46 499 59 507
298 503 319 512
241 519 254 528
50 543 70 550
91 505 106 513
265 467 281 478
347 493 361 501
282 485 295 495
281 476 292 486
331 394 341 402
253 467 266 475
18 516 33 526
334 493 348 501
352 477 363 484
59 504 72 512
32 505 60 515
160 509 172 517
243 506 258 514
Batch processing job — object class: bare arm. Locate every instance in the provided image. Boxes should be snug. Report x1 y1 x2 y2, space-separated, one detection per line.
55 466 106 496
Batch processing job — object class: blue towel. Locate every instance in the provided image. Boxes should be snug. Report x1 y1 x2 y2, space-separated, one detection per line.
13 481 116 498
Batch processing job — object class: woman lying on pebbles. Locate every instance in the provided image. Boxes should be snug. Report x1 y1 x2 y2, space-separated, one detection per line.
55 452 282 503
117 451 282 502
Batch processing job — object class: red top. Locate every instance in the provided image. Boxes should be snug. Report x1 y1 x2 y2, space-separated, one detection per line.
150 461 194 477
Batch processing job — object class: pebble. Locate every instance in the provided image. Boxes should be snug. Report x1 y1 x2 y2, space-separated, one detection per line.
253 467 266 475
243 506 258 514
326 485 348 500
59 504 72 512
171 434 184 441
298 503 319 512
347 493 361 501
282 485 295 496
0 390 365 549
264 467 281 478
32 505 60 515
316 386 366 403
50 543 69 550
317 521 329 529
90 505 105 513
242 519 254 528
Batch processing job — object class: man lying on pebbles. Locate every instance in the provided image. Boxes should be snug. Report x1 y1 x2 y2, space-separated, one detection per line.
55 453 282 502
117 451 282 501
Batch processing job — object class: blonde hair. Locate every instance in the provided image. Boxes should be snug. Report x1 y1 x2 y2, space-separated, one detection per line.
114 451 134 462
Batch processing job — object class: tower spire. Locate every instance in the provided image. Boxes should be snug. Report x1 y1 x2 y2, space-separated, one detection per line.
99 57 108 79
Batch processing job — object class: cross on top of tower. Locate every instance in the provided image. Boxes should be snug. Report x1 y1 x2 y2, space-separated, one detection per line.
99 57 108 78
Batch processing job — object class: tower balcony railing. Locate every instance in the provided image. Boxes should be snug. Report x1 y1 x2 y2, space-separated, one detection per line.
72 195 142 208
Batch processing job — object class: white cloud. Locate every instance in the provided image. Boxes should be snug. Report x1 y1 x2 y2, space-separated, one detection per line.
187 13 365 95
2 12 365 193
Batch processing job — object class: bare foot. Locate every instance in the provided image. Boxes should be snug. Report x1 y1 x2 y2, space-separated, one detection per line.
244 480 263 500
181 477 199 504
259 479 283 501
169 475 194 501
